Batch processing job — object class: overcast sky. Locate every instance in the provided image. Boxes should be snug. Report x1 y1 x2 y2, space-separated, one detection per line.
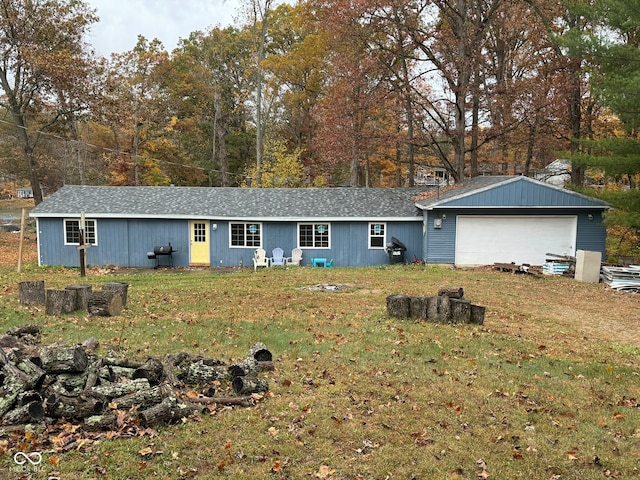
85 0 242 57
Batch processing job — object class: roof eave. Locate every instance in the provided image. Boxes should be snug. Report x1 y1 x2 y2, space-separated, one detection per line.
30 213 423 222
417 205 610 211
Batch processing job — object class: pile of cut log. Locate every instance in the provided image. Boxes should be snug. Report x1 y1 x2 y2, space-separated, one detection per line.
386 286 485 324
0 324 272 433
18 280 128 316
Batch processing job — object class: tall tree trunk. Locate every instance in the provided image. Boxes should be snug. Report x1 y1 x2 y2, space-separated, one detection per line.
524 121 536 176
453 0 470 182
568 64 584 185
210 89 219 187
253 0 273 188
470 85 480 177
132 106 142 186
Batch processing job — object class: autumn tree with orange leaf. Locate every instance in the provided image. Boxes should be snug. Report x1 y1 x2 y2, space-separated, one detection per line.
0 0 97 204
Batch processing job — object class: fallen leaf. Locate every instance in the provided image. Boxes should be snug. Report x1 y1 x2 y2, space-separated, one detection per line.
566 451 579 461
316 465 335 478
138 447 153 456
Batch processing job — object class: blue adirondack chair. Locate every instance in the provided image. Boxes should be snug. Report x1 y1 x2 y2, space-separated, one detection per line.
270 247 286 266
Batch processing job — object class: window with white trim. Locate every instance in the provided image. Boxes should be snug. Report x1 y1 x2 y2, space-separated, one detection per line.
369 223 386 248
230 222 262 247
298 223 330 248
64 219 97 245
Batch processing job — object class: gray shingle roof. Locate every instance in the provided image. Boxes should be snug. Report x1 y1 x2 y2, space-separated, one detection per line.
30 185 428 220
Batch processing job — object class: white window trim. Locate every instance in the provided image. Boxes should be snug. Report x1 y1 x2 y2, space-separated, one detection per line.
369 222 386 249
297 222 331 249
229 222 263 248
63 218 98 246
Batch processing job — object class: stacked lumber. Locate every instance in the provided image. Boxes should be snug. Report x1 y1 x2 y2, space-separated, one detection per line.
494 263 543 277
543 252 575 276
0 325 272 432
601 265 640 293
386 286 485 324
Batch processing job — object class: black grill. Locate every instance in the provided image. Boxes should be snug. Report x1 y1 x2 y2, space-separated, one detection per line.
385 237 407 264
147 243 175 268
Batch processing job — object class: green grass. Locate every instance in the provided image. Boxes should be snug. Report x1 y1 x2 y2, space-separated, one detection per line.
1 263 640 479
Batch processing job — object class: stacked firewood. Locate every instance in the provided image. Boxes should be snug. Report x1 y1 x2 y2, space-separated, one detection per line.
0 324 272 432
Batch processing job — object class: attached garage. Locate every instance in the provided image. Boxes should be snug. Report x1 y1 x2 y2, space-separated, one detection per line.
455 215 577 266
415 176 609 267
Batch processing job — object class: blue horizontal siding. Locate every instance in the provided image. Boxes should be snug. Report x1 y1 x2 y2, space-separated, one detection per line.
423 207 607 264
425 210 456 263
445 181 603 207
575 211 607 255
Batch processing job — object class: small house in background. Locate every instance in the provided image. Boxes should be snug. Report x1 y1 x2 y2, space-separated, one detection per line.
29 176 609 269
534 159 571 187
413 166 451 186
16 186 33 198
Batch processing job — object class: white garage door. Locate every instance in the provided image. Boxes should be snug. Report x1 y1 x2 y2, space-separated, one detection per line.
455 215 577 266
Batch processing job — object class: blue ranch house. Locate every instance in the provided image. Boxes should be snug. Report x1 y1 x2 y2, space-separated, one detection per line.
29 176 609 269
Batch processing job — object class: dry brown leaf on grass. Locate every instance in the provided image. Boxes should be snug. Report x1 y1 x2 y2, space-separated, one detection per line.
316 465 335 478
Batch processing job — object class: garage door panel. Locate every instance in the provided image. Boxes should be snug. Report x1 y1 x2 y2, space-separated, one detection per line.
455 216 576 266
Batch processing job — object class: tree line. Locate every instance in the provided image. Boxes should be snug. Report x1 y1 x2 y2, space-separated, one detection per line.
0 0 638 234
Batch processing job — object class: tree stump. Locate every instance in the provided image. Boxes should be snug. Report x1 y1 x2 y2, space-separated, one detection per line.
437 286 465 299
424 295 452 323
102 282 129 306
409 296 429 320
88 291 123 316
470 304 485 325
18 281 45 306
45 289 76 315
426 296 439 322
449 298 471 324
386 295 410 319
65 284 92 311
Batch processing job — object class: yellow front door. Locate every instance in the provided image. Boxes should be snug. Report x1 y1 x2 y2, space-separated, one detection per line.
190 221 210 266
